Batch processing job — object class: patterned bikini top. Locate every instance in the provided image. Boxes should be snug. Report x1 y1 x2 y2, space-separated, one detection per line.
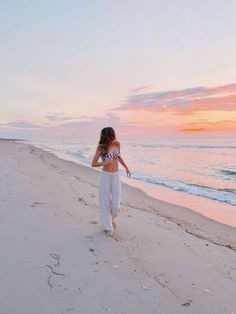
101 150 121 161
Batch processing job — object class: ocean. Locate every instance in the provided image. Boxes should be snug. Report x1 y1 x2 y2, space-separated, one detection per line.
30 139 236 226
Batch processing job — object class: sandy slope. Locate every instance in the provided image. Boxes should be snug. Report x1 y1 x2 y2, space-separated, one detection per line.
0 140 236 314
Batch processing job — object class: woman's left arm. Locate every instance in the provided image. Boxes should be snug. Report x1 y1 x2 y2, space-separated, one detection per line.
117 142 131 177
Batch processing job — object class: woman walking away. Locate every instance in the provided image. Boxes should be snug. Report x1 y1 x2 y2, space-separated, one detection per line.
91 127 131 236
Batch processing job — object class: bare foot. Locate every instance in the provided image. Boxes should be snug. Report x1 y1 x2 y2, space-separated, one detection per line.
112 221 117 229
107 230 113 237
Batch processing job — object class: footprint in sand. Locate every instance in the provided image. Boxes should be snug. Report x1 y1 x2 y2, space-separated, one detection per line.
30 202 46 208
78 197 88 205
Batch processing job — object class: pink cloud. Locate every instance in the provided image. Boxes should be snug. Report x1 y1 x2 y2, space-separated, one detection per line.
45 112 80 122
0 113 139 140
132 85 152 93
0 120 44 130
114 83 236 114
2 83 236 141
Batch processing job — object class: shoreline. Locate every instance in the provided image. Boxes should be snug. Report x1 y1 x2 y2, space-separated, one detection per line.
1 139 236 313
121 175 236 228
2 138 236 248
30 139 236 229
22 139 236 250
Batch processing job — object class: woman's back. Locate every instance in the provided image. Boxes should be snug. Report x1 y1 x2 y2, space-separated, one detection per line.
101 140 120 172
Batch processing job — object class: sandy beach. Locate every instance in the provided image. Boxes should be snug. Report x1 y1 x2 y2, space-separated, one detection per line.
0 139 236 314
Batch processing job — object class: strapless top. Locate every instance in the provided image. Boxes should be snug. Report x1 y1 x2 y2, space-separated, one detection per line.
101 151 121 161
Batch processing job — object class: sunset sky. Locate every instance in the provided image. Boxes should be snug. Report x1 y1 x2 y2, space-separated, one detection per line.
0 1 236 142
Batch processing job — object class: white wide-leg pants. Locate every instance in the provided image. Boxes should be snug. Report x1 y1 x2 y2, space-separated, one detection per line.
99 170 121 231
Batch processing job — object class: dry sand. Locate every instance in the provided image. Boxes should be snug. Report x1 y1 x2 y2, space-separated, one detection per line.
0 140 236 314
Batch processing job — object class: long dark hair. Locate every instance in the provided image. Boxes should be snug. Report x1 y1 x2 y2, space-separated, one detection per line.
97 127 116 152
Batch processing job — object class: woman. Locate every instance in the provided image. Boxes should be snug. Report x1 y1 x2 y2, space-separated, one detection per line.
91 127 131 236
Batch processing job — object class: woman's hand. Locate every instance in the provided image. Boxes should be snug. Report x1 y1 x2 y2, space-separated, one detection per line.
126 168 131 178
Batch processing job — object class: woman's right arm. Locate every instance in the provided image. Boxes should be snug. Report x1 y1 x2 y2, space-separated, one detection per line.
92 147 114 168
91 148 103 167
91 148 113 167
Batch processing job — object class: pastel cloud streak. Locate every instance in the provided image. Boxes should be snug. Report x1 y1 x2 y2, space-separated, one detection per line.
44 112 80 122
116 83 236 112
0 113 139 140
114 83 236 133
1 83 236 141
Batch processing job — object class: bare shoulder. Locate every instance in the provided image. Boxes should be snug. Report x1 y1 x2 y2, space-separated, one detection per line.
112 140 120 147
